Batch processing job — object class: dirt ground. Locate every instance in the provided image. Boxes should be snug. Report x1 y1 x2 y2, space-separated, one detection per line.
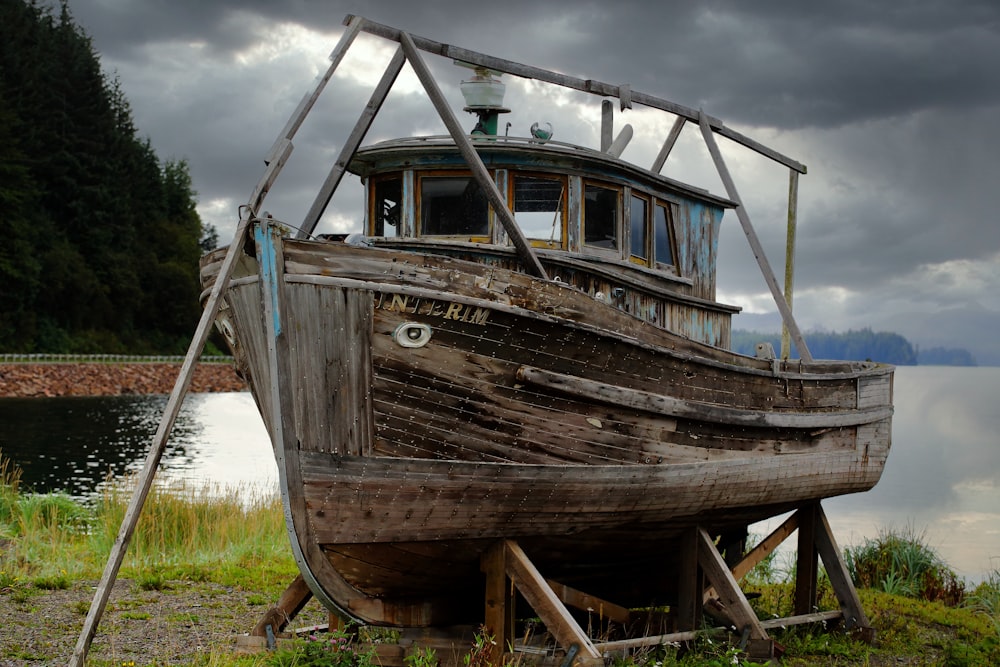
0 578 329 665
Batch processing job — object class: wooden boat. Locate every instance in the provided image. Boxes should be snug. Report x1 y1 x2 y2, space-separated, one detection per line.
200 15 892 642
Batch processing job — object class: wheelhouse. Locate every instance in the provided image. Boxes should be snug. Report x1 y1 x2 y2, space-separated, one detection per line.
350 136 741 347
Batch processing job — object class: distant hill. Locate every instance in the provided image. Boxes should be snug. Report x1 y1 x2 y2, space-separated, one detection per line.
732 328 977 366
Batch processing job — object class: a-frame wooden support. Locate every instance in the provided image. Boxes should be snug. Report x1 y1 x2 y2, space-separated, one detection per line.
479 503 871 664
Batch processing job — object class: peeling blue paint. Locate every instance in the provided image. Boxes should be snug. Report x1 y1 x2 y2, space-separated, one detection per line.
255 223 282 336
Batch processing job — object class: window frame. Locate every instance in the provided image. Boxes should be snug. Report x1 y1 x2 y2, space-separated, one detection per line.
508 171 568 250
368 174 405 238
415 170 493 241
652 198 681 274
582 179 622 257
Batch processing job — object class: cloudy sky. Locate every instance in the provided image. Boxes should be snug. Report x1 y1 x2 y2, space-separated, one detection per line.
63 0 1000 363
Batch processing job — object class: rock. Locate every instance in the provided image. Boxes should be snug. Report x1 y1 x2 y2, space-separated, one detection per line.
0 363 247 397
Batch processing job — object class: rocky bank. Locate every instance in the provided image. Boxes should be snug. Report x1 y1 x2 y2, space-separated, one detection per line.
0 362 247 397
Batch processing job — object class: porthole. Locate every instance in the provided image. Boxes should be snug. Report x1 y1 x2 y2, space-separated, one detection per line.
393 322 432 348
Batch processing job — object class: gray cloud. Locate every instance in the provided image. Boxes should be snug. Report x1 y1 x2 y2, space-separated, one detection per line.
61 0 1000 363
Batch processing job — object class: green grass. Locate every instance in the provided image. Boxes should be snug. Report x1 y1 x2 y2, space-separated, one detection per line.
1 452 296 594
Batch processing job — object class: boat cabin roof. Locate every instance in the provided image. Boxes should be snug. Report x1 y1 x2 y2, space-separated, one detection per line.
350 136 737 211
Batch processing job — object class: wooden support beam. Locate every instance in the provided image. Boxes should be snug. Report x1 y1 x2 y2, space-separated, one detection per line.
676 528 701 632
795 504 820 615
698 111 813 362
252 574 314 637
482 541 515 664
348 15 807 173
70 144 294 662
398 32 549 280
781 169 800 360
813 503 871 631
695 528 767 641
545 579 630 626
298 46 406 238
502 540 601 663
595 610 843 653
269 15 364 163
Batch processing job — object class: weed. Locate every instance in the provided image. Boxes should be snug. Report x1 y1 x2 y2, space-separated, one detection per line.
404 647 438 667
464 627 497 667
134 570 170 591
33 569 71 590
265 626 377 667
120 610 151 620
845 525 965 605
965 568 1000 634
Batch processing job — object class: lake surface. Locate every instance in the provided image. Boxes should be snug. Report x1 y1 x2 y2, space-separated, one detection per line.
1 366 998 581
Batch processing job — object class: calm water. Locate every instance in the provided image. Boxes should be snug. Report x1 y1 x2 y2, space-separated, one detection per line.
1 366 998 580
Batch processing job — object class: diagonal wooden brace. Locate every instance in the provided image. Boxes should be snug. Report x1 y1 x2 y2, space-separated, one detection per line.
695 528 768 641
483 540 603 665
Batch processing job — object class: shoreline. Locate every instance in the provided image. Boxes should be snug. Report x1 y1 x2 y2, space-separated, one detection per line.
0 362 247 397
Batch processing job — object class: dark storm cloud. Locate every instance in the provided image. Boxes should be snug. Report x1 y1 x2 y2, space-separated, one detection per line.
59 0 1000 363
73 1 999 127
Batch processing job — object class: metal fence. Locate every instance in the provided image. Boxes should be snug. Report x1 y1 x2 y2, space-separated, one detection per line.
0 354 234 364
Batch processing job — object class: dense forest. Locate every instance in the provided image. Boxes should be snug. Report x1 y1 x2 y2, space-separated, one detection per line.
731 329 976 366
0 0 217 354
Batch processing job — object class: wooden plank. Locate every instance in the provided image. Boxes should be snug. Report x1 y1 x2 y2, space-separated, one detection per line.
795 504 819 615
345 15 807 173
651 116 686 173
781 169 799 360
70 212 262 664
298 46 406 238
516 365 892 428
696 528 767 640
814 503 871 630
697 110 813 362
544 579 630 625
397 31 549 280
675 528 700 632
269 15 364 163
252 574 313 636
503 541 601 660
595 609 843 652
482 542 514 664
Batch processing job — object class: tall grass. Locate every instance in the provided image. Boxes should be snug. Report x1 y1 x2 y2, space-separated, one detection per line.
845 525 965 605
966 568 1000 634
1 453 295 591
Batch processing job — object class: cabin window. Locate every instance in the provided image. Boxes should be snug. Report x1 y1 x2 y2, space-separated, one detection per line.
419 175 489 237
630 194 649 262
583 183 619 250
372 176 402 237
512 174 565 246
654 201 677 267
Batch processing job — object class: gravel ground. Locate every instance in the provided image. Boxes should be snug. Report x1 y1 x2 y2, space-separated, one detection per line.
0 578 329 665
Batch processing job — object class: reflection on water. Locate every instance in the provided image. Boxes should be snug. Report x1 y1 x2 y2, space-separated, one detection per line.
0 392 274 498
1 367 999 580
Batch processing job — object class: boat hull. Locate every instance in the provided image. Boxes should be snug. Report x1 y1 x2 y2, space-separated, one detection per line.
201 237 893 625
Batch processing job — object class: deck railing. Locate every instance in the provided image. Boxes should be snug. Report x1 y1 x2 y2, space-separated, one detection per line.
0 353 234 364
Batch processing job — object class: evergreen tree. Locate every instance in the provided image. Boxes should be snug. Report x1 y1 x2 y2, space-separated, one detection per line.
0 0 217 352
